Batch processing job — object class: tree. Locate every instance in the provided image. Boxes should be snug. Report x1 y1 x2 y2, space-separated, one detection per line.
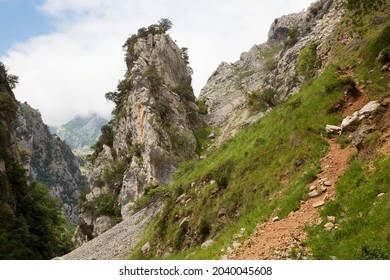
158 18 173 32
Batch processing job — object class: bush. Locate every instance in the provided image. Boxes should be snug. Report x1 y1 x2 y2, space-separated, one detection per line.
285 27 299 48
172 79 195 102
89 121 114 162
377 46 390 64
248 88 279 112
197 99 208 115
297 42 319 80
198 217 211 239
96 191 120 217
123 18 173 55
146 64 164 95
213 158 236 189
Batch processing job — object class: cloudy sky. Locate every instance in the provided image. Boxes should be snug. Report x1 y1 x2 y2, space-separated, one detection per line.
1 0 315 126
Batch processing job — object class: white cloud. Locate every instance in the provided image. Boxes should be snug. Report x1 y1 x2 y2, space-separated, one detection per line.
2 0 315 126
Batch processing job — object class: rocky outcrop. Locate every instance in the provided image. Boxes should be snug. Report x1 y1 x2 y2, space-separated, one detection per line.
78 26 199 240
199 0 340 145
14 102 87 224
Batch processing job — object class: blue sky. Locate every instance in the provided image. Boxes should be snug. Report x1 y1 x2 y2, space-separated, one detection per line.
1 0 316 126
0 0 52 55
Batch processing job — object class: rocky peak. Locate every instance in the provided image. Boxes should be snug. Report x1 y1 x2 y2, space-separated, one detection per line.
78 22 200 240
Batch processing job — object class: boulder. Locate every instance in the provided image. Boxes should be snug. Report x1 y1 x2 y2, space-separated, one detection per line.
351 125 374 147
201 239 214 249
141 242 151 254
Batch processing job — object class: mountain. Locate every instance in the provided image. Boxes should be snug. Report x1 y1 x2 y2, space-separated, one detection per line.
0 62 74 259
14 102 88 224
66 0 390 260
56 113 108 152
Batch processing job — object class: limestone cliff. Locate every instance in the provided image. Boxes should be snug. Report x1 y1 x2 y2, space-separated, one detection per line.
199 0 340 145
14 102 87 224
78 23 200 240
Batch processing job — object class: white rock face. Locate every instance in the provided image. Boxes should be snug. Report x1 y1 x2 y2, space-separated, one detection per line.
199 0 341 146
14 102 87 224
79 32 199 239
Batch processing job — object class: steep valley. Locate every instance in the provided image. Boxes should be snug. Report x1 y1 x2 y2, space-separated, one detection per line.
1 0 390 260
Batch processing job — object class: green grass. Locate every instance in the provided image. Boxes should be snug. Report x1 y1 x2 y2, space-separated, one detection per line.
128 9 390 260
128 65 347 259
307 155 390 259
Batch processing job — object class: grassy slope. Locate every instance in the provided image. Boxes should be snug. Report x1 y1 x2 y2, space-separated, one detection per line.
130 9 390 260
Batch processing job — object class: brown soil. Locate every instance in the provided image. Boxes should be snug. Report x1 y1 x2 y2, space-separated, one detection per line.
231 139 356 260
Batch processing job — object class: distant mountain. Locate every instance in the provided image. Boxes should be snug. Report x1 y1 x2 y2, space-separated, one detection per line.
56 113 108 151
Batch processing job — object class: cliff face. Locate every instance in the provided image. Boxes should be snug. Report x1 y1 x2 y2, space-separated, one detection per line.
14 102 87 224
199 0 339 145
78 27 200 240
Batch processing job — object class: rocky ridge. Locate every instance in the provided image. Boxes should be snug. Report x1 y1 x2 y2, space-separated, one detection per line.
14 102 87 224
199 0 339 146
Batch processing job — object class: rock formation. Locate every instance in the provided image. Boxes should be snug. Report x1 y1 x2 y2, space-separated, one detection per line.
199 0 340 145
78 23 200 240
14 102 87 224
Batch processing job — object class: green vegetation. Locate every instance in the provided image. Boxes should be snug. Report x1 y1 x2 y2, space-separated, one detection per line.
146 64 164 95
1 63 73 259
343 0 386 26
248 88 279 112
285 27 299 48
129 11 390 258
196 99 208 115
132 184 169 213
89 120 114 162
194 124 212 155
297 42 319 81
308 156 390 259
172 79 195 102
130 64 351 259
123 18 173 55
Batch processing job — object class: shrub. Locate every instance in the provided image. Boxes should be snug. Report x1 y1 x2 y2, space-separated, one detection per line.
146 64 164 95
248 88 279 112
377 46 390 64
285 27 299 48
213 158 236 189
96 191 120 217
89 121 114 162
197 99 208 115
198 217 211 239
297 42 319 80
172 79 195 102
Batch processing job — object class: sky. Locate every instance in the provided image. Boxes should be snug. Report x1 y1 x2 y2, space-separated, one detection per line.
1 0 315 126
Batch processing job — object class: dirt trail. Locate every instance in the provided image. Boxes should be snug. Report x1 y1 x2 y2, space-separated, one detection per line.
231 139 356 260
230 71 389 260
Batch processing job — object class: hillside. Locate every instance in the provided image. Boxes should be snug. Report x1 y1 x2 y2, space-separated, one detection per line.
56 113 108 152
0 62 74 259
